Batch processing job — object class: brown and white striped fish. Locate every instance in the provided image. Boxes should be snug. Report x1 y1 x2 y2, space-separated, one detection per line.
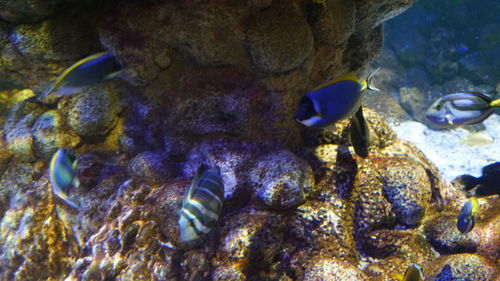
178 163 224 242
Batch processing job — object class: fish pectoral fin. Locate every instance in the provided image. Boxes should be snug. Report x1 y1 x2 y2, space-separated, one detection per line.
444 113 454 126
105 70 123 80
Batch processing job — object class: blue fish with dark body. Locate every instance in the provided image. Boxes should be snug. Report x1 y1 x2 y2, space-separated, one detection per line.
178 162 224 242
49 148 80 209
349 105 370 158
460 161 500 197
426 92 500 128
457 197 479 234
294 69 379 128
39 52 122 100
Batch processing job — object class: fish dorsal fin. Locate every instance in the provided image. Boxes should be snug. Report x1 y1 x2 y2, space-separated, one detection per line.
55 52 109 84
312 72 361 91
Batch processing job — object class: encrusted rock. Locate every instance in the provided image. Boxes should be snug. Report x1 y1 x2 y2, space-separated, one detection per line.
307 0 355 45
378 157 431 227
303 257 369 281
216 210 285 269
249 150 315 210
10 17 99 60
425 253 497 281
4 95 47 162
60 84 121 139
246 1 313 73
128 150 170 185
31 109 81 159
0 0 63 24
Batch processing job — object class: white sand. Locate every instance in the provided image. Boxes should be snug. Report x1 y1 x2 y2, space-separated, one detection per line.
392 115 500 181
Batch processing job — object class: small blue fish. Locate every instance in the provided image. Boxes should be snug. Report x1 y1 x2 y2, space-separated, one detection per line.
295 68 379 128
49 148 80 209
435 265 454 281
457 197 479 234
349 105 370 158
39 52 122 100
396 264 424 281
426 92 500 128
178 159 224 242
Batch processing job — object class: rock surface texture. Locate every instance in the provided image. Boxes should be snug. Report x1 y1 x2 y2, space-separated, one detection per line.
1 0 498 281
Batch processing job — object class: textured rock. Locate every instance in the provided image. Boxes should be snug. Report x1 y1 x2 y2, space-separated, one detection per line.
355 0 417 31
425 254 497 281
0 0 63 24
249 150 315 210
215 210 285 272
303 257 369 281
60 84 121 139
246 2 313 73
31 110 81 159
10 17 99 61
307 0 355 45
127 150 170 185
4 95 47 162
379 157 431 226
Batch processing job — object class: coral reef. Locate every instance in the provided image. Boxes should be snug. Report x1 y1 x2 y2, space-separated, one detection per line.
0 0 497 280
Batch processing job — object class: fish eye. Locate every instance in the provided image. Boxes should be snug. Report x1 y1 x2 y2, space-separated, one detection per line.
435 104 442 110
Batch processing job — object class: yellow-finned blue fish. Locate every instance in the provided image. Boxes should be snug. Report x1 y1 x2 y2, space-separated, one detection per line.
178 158 224 242
294 68 379 128
457 197 479 234
49 148 80 209
426 92 500 128
395 264 424 281
38 52 122 100
349 105 370 158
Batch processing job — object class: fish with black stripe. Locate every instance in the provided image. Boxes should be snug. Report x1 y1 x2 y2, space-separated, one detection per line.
178 158 224 242
38 52 122 100
49 148 80 209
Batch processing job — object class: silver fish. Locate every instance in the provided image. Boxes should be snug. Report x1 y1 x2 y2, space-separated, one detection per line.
49 148 80 209
178 162 224 242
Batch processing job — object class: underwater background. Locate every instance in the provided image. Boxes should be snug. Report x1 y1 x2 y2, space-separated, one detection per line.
0 0 498 280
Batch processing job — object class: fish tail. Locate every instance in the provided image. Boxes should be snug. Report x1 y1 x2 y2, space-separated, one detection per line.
37 84 56 101
365 67 381 92
54 187 80 209
490 98 500 107
349 106 370 158
460 174 479 191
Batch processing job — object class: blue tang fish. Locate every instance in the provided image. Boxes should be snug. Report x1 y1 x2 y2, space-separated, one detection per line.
39 52 122 100
178 159 224 242
457 197 479 234
49 148 80 209
295 68 380 128
396 264 424 281
426 92 500 128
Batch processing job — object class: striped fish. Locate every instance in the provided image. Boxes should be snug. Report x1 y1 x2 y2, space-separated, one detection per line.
38 52 122 100
49 148 80 209
178 164 224 242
